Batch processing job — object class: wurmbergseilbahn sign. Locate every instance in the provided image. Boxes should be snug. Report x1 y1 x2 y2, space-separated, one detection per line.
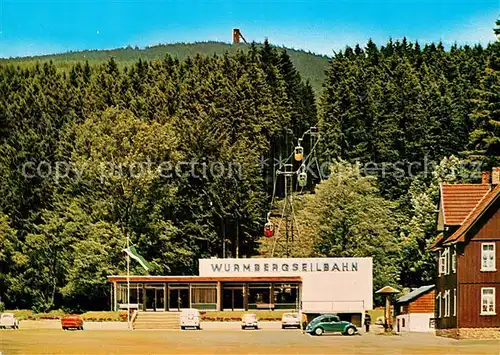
205 260 360 273
199 257 373 314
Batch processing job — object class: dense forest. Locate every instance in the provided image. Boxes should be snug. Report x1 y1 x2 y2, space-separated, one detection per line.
0 42 316 311
0 24 499 312
0 41 329 94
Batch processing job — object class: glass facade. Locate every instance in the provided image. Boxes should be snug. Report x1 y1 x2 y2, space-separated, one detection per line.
168 283 189 310
117 283 143 305
114 281 300 311
273 283 299 309
222 283 245 310
191 283 217 310
248 283 272 309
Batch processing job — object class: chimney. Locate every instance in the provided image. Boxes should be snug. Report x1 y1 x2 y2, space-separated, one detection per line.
492 167 500 185
482 171 491 184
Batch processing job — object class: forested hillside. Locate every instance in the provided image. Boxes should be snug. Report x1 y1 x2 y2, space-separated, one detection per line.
0 42 316 311
0 41 329 94
315 37 499 288
0 30 498 311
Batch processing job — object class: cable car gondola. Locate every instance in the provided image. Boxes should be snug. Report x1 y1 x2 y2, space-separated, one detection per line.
294 146 303 161
298 171 307 187
264 221 274 237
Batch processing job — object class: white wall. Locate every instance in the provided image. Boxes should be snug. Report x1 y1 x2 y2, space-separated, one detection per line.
199 257 373 313
397 313 434 332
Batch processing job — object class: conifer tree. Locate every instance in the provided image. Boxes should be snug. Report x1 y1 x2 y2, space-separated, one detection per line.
467 42 500 168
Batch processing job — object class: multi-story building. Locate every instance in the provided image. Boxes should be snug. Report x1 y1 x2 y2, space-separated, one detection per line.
430 168 499 339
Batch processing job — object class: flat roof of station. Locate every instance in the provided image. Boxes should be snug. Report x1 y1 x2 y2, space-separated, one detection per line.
108 275 302 283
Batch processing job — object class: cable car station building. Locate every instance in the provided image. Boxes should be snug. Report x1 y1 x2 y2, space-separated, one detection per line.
108 257 372 324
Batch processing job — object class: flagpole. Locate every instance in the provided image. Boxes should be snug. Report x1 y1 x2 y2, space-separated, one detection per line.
127 235 131 330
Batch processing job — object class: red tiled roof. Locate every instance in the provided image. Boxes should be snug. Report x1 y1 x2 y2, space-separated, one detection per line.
441 184 491 225
443 185 500 245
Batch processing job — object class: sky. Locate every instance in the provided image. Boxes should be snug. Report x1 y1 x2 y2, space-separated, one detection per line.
0 0 498 58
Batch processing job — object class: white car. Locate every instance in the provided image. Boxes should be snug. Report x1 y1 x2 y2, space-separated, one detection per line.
281 312 300 329
0 313 19 329
241 313 258 330
180 308 201 330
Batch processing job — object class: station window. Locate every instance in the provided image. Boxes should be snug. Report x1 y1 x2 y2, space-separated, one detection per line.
273 283 299 310
222 283 244 311
191 283 217 310
117 283 142 304
248 283 271 309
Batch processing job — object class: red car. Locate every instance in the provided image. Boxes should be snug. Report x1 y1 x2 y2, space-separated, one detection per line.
61 315 84 330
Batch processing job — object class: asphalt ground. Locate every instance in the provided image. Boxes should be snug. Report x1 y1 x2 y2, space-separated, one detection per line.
0 322 498 355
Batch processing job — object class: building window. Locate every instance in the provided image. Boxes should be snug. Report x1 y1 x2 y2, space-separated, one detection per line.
452 248 456 273
481 243 496 271
439 248 450 275
191 283 217 310
248 283 272 309
481 288 496 315
273 283 299 309
222 283 244 311
444 290 450 317
402 318 405 327
436 292 441 318
453 288 456 316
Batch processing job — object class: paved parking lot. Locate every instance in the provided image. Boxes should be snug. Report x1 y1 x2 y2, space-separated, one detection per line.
1 322 498 354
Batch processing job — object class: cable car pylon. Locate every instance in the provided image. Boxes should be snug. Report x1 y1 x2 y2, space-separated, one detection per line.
264 126 321 257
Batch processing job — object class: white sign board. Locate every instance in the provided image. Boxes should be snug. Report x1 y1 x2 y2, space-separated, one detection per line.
199 257 373 313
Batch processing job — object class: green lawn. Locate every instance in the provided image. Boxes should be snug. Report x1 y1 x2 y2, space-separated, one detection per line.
6 309 127 322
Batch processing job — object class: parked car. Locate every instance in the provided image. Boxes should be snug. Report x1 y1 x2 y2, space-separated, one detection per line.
305 314 357 336
180 308 201 330
241 313 258 330
61 314 84 330
0 313 19 329
281 312 300 329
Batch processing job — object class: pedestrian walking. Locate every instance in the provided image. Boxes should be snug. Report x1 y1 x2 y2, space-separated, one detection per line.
301 312 308 333
364 311 371 332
